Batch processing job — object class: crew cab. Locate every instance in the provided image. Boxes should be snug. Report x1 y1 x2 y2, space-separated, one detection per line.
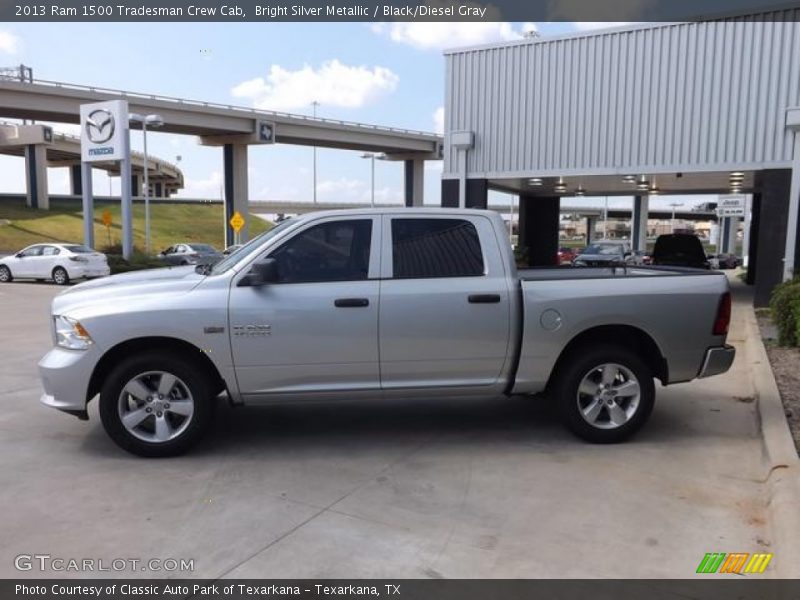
39 209 735 457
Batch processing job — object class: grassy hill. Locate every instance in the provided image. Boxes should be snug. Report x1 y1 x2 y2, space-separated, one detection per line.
0 198 271 254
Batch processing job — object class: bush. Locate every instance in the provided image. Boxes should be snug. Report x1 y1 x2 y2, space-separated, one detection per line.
100 244 164 274
769 278 800 346
795 300 800 349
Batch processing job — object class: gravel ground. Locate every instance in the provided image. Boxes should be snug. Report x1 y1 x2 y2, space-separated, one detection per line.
757 312 800 454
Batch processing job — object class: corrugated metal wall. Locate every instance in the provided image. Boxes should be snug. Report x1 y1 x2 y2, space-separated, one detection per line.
443 11 800 178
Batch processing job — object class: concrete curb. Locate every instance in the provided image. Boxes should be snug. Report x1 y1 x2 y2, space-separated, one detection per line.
741 304 800 579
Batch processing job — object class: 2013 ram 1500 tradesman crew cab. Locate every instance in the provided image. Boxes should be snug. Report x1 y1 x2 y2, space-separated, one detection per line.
39 209 735 456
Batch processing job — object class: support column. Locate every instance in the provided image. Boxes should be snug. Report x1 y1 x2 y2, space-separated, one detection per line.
154 182 163 198
753 169 794 306
404 159 425 207
784 131 800 280
746 194 761 285
632 195 649 251
81 162 94 250
441 179 458 208
585 216 597 244
131 174 140 197
518 195 560 267
223 143 249 246
24 144 48 210
69 164 82 196
440 178 487 209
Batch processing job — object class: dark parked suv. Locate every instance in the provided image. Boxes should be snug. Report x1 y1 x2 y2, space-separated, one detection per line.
651 234 710 269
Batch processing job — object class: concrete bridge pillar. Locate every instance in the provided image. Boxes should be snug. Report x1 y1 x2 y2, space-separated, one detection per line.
224 143 249 246
131 174 141 197
404 159 424 206
24 144 48 210
69 164 82 196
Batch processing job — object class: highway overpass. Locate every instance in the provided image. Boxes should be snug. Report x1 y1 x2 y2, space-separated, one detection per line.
0 75 442 244
0 121 184 201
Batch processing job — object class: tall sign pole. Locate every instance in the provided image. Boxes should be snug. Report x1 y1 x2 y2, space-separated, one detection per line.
81 162 93 249
80 100 132 258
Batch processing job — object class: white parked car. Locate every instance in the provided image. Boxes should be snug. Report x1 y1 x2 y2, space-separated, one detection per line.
0 243 110 285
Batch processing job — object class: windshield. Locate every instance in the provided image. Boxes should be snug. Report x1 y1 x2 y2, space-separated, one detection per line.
583 244 623 255
210 219 295 275
64 245 93 253
189 244 217 253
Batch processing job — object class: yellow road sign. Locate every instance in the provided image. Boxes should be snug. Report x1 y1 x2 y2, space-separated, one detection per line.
101 209 112 228
229 211 245 233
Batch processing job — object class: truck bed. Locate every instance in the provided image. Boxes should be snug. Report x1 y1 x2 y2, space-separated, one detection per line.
518 265 722 281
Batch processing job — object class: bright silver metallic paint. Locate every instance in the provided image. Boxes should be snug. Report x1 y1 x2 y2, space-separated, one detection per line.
38 208 733 419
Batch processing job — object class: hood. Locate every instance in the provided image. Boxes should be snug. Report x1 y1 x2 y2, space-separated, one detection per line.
52 266 206 316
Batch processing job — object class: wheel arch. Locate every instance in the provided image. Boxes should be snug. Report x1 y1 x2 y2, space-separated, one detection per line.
87 337 228 403
547 324 668 389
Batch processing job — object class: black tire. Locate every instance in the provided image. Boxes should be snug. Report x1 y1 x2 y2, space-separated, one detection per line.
52 266 69 285
99 352 216 457
552 344 655 443
0 265 11 283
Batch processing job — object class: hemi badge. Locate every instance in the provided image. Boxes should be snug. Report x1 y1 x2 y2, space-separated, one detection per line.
204 326 225 334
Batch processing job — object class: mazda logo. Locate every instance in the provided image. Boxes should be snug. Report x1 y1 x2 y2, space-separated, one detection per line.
85 109 115 144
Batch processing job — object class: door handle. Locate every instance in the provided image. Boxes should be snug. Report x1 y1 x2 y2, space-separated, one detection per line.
468 294 501 304
334 298 370 307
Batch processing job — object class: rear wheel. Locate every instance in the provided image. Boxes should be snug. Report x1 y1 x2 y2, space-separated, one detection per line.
52 266 69 285
0 265 11 283
552 344 655 443
99 352 216 457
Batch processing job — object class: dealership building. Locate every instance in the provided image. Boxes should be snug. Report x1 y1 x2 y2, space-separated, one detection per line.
441 9 800 305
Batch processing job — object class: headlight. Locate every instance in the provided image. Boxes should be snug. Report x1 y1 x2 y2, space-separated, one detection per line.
54 315 93 350
573 260 585 267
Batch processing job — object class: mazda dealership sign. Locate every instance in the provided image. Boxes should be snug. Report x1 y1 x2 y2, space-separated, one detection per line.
80 99 129 162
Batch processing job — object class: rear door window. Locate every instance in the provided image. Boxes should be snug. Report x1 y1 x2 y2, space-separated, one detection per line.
391 218 484 279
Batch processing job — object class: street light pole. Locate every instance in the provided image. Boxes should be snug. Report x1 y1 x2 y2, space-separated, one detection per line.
603 196 609 239
669 202 684 232
361 153 384 207
129 113 164 254
311 100 319 203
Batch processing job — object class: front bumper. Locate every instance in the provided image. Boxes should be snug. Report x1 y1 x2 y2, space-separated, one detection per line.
39 345 101 417
697 345 736 378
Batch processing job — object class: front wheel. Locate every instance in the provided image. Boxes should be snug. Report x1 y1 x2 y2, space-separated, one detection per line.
0 265 11 283
99 352 216 457
552 344 655 443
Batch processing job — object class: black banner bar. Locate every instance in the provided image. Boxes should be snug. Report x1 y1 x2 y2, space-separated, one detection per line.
3 0 800 22
3 580 800 600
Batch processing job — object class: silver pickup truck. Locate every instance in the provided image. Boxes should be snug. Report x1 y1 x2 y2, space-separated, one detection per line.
39 209 735 457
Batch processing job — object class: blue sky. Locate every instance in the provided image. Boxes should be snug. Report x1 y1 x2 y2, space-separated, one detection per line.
0 21 708 210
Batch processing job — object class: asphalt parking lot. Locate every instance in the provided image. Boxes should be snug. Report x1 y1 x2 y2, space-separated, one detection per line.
0 281 775 578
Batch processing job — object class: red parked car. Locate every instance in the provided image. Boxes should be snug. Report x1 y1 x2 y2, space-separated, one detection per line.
557 247 577 265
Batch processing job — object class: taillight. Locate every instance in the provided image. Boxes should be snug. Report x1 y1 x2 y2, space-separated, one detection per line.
712 292 731 335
